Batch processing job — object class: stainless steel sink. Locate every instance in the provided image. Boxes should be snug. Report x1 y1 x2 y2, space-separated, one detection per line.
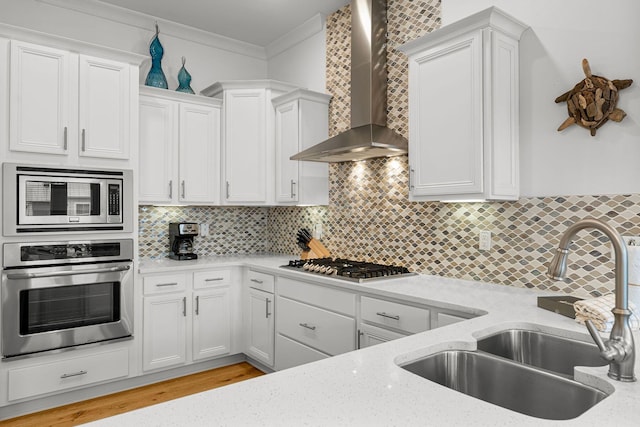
476 329 607 378
400 350 608 420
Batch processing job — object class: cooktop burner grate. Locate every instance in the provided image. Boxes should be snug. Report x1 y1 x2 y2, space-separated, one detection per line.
281 258 417 283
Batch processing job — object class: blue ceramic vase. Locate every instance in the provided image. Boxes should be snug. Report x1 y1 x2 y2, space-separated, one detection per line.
145 23 168 89
176 57 195 94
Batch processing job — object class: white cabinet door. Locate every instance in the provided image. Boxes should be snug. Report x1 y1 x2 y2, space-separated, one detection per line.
78 55 130 159
9 41 71 155
407 30 484 199
139 95 176 203
178 103 220 204
274 99 299 203
246 287 274 366
143 293 187 371
358 324 406 349
193 287 231 361
223 89 267 203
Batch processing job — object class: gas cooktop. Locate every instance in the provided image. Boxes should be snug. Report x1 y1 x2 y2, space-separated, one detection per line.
281 258 417 283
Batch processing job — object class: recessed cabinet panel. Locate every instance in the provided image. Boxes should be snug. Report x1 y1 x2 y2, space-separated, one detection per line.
143 293 187 371
78 55 130 159
246 287 274 366
139 96 175 203
274 100 300 202
411 32 483 197
224 89 267 203
193 288 231 360
179 103 220 203
9 41 70 155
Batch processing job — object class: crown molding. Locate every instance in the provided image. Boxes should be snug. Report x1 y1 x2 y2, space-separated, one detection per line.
38 0 267 59
266 13 326 59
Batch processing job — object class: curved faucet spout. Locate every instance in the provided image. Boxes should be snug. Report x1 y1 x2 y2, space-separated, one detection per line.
546 217 636 382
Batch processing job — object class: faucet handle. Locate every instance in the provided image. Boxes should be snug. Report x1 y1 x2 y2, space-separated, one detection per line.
585 320 622 361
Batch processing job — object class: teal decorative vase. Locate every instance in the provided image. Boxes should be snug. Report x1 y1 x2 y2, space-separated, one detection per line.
145 23 168 89
176 57 195 94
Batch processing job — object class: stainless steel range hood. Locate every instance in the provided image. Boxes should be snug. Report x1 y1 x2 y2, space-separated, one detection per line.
290 0 408 163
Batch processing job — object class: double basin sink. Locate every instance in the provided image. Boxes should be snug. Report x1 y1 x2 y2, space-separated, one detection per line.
399 329 610 420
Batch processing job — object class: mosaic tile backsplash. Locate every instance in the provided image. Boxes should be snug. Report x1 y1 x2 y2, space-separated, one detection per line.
139 0 640 299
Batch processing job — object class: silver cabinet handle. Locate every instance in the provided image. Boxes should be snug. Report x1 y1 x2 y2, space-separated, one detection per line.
376 312 400 321
195 295 200 315
7 265 130 279
265 298 271 318
299 323 316 331
290 179 296 198
61 370 87 379
81 128 86 151
182 297 186 317
181 180 185 198
169 180 173 199
409 168 415 190
250 278 264 284
358 330 363 349
226 181 230 199
63 126 68 150
205 277 224 282
156 282 178 287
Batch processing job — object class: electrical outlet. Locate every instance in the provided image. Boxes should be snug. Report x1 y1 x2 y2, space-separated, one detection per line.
611 235 640 259
479 231 492 251
200 223 209 237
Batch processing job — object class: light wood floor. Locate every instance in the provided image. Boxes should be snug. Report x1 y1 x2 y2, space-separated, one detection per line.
1 362 264 427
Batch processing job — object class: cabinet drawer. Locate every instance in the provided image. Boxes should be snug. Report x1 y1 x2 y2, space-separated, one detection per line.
275 334 328 371
361 296 430 334
8 347 129 401
143 273 188 295
193 269 232 289
247 270 274 293
278 277 356 316
276 296 355 356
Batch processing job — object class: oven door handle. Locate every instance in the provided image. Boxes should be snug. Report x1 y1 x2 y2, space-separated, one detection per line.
6 265 131 279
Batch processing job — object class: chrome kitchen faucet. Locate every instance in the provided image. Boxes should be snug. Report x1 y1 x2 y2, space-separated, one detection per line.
547 218 636 381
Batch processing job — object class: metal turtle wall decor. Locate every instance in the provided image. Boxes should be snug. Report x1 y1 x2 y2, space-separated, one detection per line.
555 58 632 136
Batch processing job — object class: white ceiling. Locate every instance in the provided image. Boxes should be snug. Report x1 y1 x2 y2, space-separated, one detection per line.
98 0 350 46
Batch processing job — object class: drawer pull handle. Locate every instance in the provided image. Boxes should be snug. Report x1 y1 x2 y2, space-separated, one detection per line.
156 282 178 287
299 323 316 331
205 277 224 282
250 278 264 284
60 370 87 379
376 312 400 321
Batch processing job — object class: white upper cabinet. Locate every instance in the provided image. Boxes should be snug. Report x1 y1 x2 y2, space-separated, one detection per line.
9 40 134 160
9 41 70 155
399 7 528 202
139 86 221 205
272 89 331 206
78 55 130 159
201 80 298 205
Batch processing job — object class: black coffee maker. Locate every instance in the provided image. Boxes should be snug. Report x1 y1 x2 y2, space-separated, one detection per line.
169 222 199 260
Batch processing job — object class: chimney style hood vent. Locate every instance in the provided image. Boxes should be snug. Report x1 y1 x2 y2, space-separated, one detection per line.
291 0 408 163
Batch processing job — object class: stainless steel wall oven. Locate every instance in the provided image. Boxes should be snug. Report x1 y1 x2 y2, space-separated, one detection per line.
2 239 134 358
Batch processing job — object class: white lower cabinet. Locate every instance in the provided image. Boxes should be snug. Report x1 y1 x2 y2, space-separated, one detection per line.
275 277 356 370
358 323 407 349
7 347 129 401
244 270 275 367
142 269 234 372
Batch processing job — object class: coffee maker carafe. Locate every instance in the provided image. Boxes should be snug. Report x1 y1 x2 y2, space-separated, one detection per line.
169 223 199 260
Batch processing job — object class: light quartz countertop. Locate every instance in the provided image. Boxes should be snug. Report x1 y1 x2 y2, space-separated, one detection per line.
86 255 640 426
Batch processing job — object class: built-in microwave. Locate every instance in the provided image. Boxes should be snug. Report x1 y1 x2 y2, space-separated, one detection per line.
3 163 133 235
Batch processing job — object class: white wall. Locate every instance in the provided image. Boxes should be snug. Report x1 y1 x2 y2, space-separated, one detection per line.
442 0 640 197
267 15 327 93
1 0 268 93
